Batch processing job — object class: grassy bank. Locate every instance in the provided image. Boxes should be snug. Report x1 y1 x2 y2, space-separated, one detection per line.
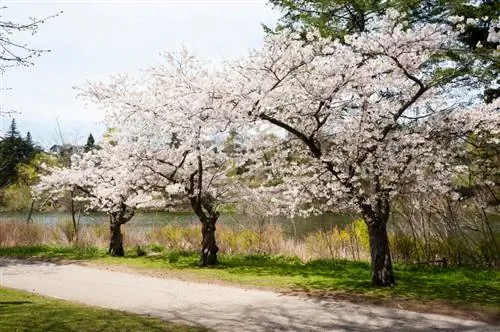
0 286 208 332
1 245 499 323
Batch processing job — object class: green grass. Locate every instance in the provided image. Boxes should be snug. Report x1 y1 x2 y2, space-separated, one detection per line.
0 286 208 332
1 245 499 319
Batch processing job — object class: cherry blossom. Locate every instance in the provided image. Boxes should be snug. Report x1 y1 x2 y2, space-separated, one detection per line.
222 9 500 286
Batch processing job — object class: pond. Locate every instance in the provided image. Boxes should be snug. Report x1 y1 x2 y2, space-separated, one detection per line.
0 211 355 239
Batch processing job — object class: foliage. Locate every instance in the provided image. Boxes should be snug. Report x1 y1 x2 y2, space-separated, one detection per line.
36 143 157 215
223 9 500 285
0 119 40 189
1 152 58 212
268 0 500 100
35 9 500 283
2 217 498 267
0 287 206 332
0 183 32 211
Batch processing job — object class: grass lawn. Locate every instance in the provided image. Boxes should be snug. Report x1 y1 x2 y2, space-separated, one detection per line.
0 286 208 332
1 245 499 323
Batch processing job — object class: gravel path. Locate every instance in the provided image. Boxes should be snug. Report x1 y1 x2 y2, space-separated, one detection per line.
0 258 495 331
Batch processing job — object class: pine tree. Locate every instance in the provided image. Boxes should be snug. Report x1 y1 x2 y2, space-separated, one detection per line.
26 131 32 146
6 118 20 139
0 119 38 188
84 133 96 152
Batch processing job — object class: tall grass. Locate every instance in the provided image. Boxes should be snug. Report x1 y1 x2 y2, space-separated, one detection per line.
0 219 366 260
1 217 498 267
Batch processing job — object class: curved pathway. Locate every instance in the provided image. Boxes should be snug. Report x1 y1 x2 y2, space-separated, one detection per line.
0 258 495 331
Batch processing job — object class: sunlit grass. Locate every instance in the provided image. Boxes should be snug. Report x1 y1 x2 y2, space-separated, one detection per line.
0 286 210 332
1 245 499 313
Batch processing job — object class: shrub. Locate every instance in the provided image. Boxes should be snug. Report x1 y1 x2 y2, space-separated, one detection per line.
135 245 147 256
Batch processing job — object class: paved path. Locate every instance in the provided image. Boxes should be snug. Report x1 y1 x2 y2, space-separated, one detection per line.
0 258 495 331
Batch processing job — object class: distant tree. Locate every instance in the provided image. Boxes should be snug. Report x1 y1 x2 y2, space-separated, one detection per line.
6 118 20 138
84 133 96 152
26 131 32 146
0 119 39 189
0 151 58 213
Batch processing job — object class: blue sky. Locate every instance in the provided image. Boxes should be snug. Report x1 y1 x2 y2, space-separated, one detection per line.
0 0 281 148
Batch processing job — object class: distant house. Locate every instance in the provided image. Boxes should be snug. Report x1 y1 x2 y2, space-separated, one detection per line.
49 144 85 164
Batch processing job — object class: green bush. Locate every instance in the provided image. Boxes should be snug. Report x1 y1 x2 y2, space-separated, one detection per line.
149 243 165 253
135 245 147 257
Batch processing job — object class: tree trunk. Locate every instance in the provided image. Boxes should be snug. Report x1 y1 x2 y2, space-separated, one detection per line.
26 200 35 224
366 218 395 287
70 196 80 243
108 222 124 257
200 217 219 266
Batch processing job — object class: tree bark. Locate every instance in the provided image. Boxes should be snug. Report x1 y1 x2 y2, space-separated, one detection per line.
70 192 80 243
106 205 134 257
26 200 35 224
186 155 220 266
365 216 395 287
200 217 219 266
108 222 124 257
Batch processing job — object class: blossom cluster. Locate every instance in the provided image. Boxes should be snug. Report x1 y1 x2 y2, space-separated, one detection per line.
37 10 500 219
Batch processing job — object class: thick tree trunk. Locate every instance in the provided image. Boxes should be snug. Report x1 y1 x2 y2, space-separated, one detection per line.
108 222 124 257
366 217 395 287
200 217 219 266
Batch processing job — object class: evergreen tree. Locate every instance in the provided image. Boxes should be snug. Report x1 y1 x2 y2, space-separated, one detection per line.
6 118 20 138
0 119 38 188
26 131 32 146
84 133 96 152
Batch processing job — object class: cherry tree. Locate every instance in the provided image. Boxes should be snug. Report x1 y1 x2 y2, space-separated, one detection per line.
224 10 500 286
78 51 236 265
36 141 163 256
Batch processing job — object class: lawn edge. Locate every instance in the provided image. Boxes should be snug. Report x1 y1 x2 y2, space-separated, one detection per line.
0 284 210 331
2 255 499 325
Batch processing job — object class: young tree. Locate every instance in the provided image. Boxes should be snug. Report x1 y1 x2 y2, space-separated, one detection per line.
36 141 162 255
224 10 500 286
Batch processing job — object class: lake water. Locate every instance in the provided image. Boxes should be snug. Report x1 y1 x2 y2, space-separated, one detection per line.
0 211 354 239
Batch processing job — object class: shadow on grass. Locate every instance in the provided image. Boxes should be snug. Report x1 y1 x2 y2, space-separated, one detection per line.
1 246 499 314
140 251 500 313
0 287 210 332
